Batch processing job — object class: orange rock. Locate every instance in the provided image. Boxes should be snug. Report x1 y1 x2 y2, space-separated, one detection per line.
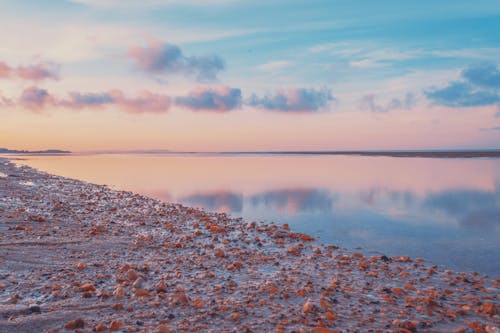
80 283 96 292
76 262 86 270
311 328 340 333
480 302 497 316
268 285 279 293
192 298 204 309
134 288 150 297
325 311 336 321
391 288 405 296
214 249 225 258
175 291 189 305
126 269 139 281
64 318 85 330
396 256 411 262
112 303 123 310
299 233 315 241
113 285 125 299
109 320 123 332
231 312 240 321
158 324 172 333
155 280 167 293
94 323 107 332
303 300 315 313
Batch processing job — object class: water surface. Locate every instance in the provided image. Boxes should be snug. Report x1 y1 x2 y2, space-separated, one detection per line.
14 154 500 275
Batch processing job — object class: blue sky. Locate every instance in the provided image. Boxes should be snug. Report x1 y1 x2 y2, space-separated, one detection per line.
0 0 499 150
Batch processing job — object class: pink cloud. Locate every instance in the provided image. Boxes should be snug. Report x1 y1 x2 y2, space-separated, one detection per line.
107 90 171 113
126 41 224 81
0 62 12 78
0 61 59 81
16 63 59 81
175 86 241 111
19 87 55 111
58 90 172 113
248 88 333 112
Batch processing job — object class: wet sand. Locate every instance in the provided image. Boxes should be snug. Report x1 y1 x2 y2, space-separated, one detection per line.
0 158 498 333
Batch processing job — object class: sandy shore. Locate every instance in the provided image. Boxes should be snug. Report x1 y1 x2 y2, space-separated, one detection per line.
0 158 498 333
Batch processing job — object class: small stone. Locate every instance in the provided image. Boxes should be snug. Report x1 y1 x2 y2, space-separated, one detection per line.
80 283 96 292
481 302 497 316
126 269 139 282
214 249 225 258
132 277 144 289
134 288 149 297
76 262 86 270
158 324 172 333
64 318 85 330
28 305 41 313
303 299 315 313
94 323 107 332
155 280 167 293
109 320 123 332
113 285 125 299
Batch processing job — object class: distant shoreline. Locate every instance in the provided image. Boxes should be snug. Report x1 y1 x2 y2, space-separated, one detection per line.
218 150 500 158
2 149 500 158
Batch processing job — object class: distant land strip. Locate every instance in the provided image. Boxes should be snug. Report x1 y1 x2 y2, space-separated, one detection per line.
220 150 500 158
0 148 71 155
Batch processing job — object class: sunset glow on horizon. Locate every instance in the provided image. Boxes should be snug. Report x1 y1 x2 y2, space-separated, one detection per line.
1 0 499 151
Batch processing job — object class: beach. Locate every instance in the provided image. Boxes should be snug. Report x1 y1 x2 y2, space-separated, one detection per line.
0 157 498 333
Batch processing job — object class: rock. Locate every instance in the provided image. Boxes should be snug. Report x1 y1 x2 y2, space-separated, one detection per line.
113 284 125 299
303 299 315 313
28 304 41 313
64 318 85 330
76 262 86 270
481 302 497 316
158 324 172 333
80 283 96 292
126 269 139 281
214 249 225 258
109 320 123 332
155 280 167 293
134 288 149 297
94 323 107 332
311 328 340 333
132 277 144 289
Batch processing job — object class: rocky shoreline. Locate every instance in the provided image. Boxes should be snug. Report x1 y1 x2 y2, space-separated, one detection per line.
0 158 498 332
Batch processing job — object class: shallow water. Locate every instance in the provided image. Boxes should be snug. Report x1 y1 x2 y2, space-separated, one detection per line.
13 153 500 275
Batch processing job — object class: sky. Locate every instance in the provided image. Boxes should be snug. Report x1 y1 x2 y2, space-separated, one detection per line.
0 0 499 152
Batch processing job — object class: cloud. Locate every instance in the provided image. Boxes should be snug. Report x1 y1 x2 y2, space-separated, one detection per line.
127 42 225 81
19 87 55 111
462 63 500 89
425 63 500 107
360 93 416 113
175 86 241 111
60 90 171 113
0 61 59 81
16 88 171 113
0 62 12 78
248 88 333 112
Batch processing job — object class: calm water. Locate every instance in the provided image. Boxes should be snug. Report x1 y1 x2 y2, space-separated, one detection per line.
14 154 500 275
